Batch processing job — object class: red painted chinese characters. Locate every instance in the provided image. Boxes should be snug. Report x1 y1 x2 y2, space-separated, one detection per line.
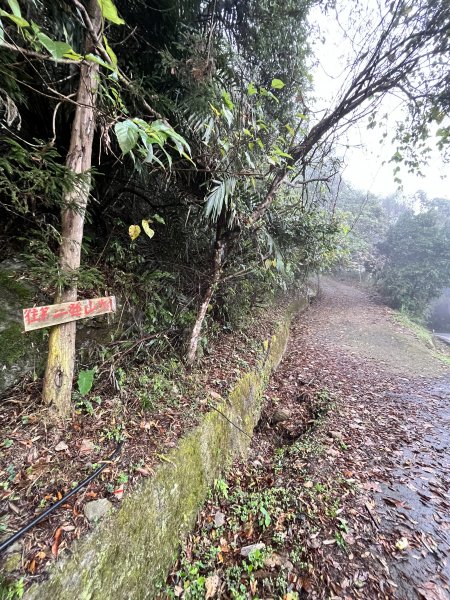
23 296 116 331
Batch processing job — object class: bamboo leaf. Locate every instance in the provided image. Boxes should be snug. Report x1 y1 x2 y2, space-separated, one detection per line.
103 35 117 67
0 8 28 27
36 32 82 60
6 0 21 18
222 90 234 110
85 53 115 70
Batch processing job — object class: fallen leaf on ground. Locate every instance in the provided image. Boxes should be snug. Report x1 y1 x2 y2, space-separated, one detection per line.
51 527 63 557
205 573 220 599
79 439 95 455
395 537 409 551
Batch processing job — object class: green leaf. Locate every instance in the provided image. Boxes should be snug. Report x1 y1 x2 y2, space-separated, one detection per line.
0 18 4 44
153 213 165 225
115 119 139 154
85 53 115 70
37 33 82 60
97 0 125 25
271 78 285 89
273 147 293 159
63 49 83 60
221 90 234 110
247 82 257 96
259 87 279 103
103 35 117 67
0 9 28 27
7 0 21 18
77 369 96 397
285 123 295 136
204 177 236 222
141 219 155 238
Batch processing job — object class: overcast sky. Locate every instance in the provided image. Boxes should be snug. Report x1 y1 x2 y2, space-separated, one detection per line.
309 4 449 201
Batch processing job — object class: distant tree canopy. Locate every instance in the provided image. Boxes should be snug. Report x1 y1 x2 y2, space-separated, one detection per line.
377 204 450 317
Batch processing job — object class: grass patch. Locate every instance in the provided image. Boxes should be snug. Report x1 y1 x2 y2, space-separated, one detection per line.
394 311 450 365
394 312 434 346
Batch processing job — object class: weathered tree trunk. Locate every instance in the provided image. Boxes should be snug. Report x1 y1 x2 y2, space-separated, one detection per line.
43 1 101 420
186 237 226 365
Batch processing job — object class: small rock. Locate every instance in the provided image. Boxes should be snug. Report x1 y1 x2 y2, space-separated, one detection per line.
214 511 226 528
84 498 112 522
55 441 68 452
326 448 340 457
240 542 265 557
271 408 291 425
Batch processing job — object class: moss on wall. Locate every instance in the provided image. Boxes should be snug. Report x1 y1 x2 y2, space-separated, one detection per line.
25 297 311 600
0 270 32 304
0 265 46 391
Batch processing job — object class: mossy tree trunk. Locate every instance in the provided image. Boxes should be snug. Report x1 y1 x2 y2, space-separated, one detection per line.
42 0 101 420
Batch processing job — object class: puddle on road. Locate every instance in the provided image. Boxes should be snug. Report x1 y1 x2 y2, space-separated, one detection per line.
374 377 450 599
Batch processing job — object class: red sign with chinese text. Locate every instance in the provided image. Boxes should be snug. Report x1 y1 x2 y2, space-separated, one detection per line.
23 296 116 332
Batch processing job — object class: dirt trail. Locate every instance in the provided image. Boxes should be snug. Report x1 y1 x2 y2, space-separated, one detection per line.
295 278 450 599
166 278 450 600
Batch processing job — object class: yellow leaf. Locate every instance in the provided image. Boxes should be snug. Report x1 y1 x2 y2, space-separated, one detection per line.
395 537 408 551
128 224 141 240
141 219 155 239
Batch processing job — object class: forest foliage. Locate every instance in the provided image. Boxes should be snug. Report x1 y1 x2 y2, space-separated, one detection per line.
0 0 449 418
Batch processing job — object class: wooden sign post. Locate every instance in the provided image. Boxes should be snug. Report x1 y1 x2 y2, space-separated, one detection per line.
23 296 116 332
